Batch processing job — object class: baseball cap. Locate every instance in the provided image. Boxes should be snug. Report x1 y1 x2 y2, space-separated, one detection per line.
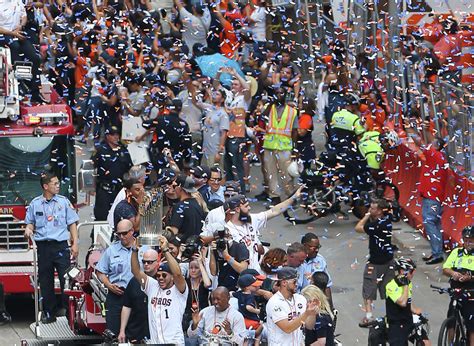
191 165 210 179
276 267 298 281
224 181 241 196
157 262 171 273
238 274 263 288
241 268 266 281
157 168 176 186
105 126 120 136
223 194 247 212
175 174 198 193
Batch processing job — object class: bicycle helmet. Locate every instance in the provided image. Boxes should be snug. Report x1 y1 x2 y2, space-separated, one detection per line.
381 130 401 149
345 92 361 106
462 225 474 238
394 257 417 272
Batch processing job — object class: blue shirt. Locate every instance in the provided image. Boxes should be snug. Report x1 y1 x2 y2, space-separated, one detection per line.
25 194 79 242
208 186 225 203
297 254 333 292
96 241 147 288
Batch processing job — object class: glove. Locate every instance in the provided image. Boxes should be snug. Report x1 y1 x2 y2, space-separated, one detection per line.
395 275 410 286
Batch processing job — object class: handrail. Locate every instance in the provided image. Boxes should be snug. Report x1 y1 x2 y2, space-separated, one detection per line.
30 236 39 337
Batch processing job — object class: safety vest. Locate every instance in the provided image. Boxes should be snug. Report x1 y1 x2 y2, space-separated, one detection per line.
360 131 381 144
331 109 365 135
263 105 297 151
358 139 384 170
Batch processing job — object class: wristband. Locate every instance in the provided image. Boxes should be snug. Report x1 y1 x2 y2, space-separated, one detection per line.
228 257 235 266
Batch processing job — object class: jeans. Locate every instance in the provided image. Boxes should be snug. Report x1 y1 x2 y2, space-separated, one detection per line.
225 137 247 192
422 198 443 258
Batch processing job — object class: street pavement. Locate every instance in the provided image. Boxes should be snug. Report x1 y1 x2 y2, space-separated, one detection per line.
1 124 452 345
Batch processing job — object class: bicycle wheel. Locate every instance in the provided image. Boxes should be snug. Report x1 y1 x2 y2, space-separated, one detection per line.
453 312 467 345
283 187 318 225
438 316 455 346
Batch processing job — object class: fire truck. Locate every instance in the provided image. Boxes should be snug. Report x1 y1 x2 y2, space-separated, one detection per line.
0 46 77 296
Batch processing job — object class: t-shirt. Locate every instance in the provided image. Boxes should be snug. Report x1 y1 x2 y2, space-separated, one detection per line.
179 7 211 53
266 291 307 346
217 242 250 291
225 211 267 271
418 146 448 201
249 6 266 42
363 216 394 265
143 279 188 344
178 90 203 133
304 314 335 346
202 206 226 236
168 198 206 242
233 291 259 321
123 278 149 342
113 200 137 231
200 103 230 157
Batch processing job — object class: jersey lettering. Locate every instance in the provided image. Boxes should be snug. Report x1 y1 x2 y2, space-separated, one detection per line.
150 297 172 307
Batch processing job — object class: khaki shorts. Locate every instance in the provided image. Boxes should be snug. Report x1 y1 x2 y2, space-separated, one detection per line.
362 261 395 300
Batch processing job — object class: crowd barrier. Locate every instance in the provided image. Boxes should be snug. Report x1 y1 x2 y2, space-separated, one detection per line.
384 141 474 247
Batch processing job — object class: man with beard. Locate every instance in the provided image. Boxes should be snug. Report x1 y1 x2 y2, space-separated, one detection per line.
224 188 303 271
113 176 145 237
266 267 318 346
118 249 159 343
131 235 188 344
188 287 246 344
262 86 298 206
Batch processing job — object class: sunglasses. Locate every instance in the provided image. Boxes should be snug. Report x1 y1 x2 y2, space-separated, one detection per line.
116 231 131 237
142 259 157 265
156 273 169 279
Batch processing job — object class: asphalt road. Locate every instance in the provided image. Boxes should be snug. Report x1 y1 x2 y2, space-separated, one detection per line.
1 126 452 345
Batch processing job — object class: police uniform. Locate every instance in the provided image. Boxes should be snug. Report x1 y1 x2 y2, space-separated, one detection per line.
92 141 132 221
358 138 385 170
385 279 413 345
25 194 79 319
96 242 146 335
443 247 474 332
329 109 365 150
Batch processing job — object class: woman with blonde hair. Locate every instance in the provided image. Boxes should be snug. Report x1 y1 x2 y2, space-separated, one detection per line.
301 285 335 346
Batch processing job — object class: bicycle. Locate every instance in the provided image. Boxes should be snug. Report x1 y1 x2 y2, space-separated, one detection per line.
367 314 430 346
431 284 473 346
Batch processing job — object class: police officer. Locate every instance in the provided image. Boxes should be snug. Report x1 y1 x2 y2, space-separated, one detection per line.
358 130 400 171
92 126 132 221
24 172 79 324
96 219 145 336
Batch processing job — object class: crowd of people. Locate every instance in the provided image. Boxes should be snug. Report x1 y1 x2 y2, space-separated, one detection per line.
0 0 473 345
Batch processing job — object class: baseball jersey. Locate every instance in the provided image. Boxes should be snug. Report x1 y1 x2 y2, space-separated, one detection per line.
266 291 307 346
143 278 188 344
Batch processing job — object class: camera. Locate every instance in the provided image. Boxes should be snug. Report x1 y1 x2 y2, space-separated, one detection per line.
216 229 227 251
182 235 202 260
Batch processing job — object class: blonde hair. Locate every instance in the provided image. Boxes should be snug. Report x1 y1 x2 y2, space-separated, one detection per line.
301 285 333 319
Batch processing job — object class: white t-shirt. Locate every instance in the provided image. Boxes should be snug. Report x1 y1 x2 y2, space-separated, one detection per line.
225 211 267 272
187 305 246 345
0 0 25 31
107 188 126 228
224 91 250 112
179 7 211 53
249 6 266 42
266 291 307 346
178 90 203 133
144 278 189 345
202 206 226 236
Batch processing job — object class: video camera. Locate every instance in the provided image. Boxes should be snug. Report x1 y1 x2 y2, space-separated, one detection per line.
181 235 202 260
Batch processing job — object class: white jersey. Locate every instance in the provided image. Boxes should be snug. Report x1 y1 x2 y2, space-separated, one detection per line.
225 211 267 272
266 291 307 346
144 278 188 345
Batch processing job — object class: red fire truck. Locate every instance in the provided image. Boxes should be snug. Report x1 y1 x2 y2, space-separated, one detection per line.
0 47 77 296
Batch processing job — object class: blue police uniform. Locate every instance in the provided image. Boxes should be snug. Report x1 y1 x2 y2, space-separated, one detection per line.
25 194 79 319
96 242 146 335
297 254 333 292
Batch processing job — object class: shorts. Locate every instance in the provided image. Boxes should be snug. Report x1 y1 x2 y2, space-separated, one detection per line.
244 318 261 330
362 261 395 301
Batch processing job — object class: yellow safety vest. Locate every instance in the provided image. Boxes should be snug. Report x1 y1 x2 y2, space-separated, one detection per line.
331 109 365 135
263 105 297 151
358 139 384 170
360 131 381 144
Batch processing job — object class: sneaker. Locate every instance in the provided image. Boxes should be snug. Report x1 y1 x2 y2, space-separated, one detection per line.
255 191 269 201
0 311 11 325
422 254 433 262
425 257 443 265
41 314 57 324
358 317 375 328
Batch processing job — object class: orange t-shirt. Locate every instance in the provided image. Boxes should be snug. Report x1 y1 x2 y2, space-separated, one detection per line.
220 19 239 58
298 113 313 130
74 56 88 89
360 104 386 133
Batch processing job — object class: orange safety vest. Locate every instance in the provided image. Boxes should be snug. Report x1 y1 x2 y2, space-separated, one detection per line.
263 105 297 151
